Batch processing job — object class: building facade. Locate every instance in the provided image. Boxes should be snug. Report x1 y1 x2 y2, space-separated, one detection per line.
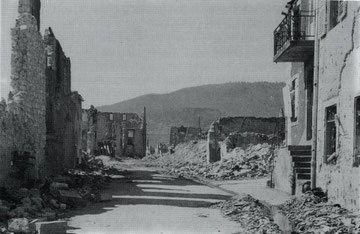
0 0 46 184
44 28 83 175
0 0 83 184
273 0 360 211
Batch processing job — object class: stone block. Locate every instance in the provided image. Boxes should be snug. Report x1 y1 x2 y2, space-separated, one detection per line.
56 190 86 208
94 192 113 202
50 182 69 190
8 218 30 233
31 220 67 234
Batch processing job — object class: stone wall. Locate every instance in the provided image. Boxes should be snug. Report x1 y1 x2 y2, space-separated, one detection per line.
18 0 41 30
212 117 285 142
315 2 360 211
0 0 83 183
0 2 46 185
81 106 97 156
44 27 82 175
0 102 15 184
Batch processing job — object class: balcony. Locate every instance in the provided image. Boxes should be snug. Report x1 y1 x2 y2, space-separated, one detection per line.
274 11 315 63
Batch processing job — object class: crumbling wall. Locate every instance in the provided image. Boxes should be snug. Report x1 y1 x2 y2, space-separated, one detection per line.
18 0 41 30
68 92 83 166
81 107 97 156
44 27 82 175
0 2 46 184
212 117 285 142
207 117 285 162
316 2 360 211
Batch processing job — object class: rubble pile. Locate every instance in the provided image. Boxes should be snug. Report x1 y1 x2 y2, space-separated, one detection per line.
212 195 281 234
143 140 275 180
279 190 360 233
0 154 119 233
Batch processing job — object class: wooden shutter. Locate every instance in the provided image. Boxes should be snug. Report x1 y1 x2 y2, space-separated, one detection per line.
317 0 328 37
337 0 347 21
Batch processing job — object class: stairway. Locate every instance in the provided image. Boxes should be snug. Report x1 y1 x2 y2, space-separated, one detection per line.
288 145 312 194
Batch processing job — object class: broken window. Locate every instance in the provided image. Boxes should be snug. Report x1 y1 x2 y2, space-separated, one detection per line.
128 130 134 138
325 105 337 163
354 97 360 167
290 79 297 122
127 129 135 145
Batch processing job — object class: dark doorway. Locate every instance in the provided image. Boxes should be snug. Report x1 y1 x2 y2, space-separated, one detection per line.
305 63 314 141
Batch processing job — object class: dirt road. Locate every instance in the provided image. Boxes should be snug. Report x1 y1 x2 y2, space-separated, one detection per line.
65 161 241 234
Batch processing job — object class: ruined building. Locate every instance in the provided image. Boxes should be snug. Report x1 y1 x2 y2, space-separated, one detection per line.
0 0 46 184
44 28 83 174
0 0 82 184
207 117 285 163
272 0 360 211
169 126 202 147
82 107 147 158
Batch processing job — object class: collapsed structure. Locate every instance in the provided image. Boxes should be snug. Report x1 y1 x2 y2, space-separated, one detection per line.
272 0 360 211
0 0 82 185
82 107 147 158
207 117 285 162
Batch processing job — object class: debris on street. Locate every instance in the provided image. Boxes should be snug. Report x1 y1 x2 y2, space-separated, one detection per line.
212 195 281 234
0 154 120 233
279 189 360 233
142 140 275 180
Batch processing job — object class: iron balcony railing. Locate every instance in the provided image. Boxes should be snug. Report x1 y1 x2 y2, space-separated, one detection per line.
274 11 315 56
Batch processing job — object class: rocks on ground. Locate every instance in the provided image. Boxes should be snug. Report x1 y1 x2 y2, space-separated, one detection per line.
279 189 360 233
0 154 119 233
143 139 275 180
212 194 281 234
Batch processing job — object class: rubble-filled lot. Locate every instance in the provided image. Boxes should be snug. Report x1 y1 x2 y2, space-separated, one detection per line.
143 140 275 180
212 195 281 234
0 154 120 234
279 190 360 233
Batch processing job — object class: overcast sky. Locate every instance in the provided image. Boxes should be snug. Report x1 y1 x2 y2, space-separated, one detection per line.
1 0 289 107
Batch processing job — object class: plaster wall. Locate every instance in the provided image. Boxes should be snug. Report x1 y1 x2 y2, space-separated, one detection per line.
316 2 360 211
272 147 293 195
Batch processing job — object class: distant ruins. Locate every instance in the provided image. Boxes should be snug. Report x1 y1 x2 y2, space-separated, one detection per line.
82 107 147 158
0 0 83 184
169 126 202 147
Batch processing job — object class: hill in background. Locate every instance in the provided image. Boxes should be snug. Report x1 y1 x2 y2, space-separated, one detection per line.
97 81 285 145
